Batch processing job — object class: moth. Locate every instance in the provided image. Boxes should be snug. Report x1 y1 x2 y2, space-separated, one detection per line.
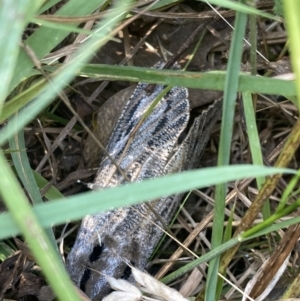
66 63 222 300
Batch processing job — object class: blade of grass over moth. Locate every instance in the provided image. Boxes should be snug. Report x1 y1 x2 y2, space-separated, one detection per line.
151 191 192 262
0 67 297 133
0 150 82 301
78 65 297 96
3 188 300 278
204 6 248 301
0 165 294 240
0 3 297 299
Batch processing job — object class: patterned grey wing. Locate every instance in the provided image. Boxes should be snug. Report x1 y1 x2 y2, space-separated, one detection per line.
66 82 191 299
93 85 189 188
184 97 222 170
118 98 223 282
120 86 190 181
162 97 222 176
104 62 179 158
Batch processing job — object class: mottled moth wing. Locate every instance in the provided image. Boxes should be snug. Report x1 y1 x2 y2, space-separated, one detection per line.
184 98 222 171
66 64 222 299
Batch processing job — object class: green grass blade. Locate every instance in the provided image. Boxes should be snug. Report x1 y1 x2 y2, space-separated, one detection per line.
0 242 15 260
242 91 270 218
78 65 297 96
202 0 281 21
283 1 300 108
9 0 108 92
31 17 100 35
162 209 300 285
1 0 133 144
162 236 241 285
0 165 294 240
37 0 64 14
207 7 248 301
0 0 43 112
0 67 297 143
8 112 57 248
33 171 64 200
0 150 81 301
244 214 300 240
276 171 300 213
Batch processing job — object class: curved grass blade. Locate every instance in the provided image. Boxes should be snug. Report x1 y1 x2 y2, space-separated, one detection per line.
0 150 82 301
0 165 294 240
8 112 57 249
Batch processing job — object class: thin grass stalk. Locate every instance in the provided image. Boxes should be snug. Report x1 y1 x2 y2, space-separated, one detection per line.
0 166 292 240
204 5 248 301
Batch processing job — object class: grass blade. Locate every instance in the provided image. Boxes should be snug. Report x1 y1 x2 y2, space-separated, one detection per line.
206 7 248 301
0 150 81 301
0 165 294 240
0 0 43 112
